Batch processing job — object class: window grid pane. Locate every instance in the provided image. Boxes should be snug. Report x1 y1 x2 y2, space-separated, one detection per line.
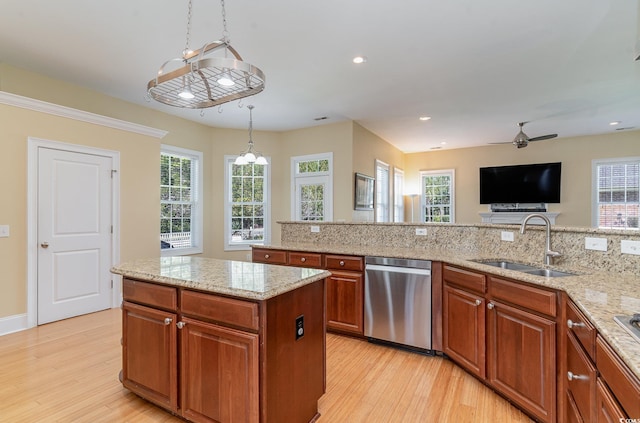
300 183 325 221
597 162 639 229
161 152 197 250
423 174 453 223
230 163 266 243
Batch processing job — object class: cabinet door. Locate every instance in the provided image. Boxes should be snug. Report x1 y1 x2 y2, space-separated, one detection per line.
596 378 627 423
122 301 178 412
180 317 259 423
487 300 556 423
326 270 363 335
442 284 486 379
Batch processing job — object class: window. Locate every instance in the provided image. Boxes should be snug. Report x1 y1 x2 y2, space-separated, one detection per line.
291 153 333 221
160 145 203 255
393 167 404 222
375 160 390 222
224 156 271 250
421 169 455 223
592 158 639 229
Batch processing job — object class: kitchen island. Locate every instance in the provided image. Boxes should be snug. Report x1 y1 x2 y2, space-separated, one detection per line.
111 256 330 423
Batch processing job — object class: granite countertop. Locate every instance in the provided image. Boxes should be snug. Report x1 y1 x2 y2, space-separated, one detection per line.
111 256 330 301
257 242 640 380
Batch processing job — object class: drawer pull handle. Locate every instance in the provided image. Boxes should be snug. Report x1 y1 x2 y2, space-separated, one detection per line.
163 317 173 325
301 257 306 262
264 254 270 259
339 260 345 266
177 321 186 329
487 303 494 310
475 299 482 306
567 319 585 329
567 371 588 381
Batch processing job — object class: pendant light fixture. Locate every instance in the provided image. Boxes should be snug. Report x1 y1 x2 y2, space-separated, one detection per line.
235 105 268 165
147 0 265 109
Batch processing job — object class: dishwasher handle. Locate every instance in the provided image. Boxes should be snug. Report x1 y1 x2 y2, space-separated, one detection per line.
365 264 431 276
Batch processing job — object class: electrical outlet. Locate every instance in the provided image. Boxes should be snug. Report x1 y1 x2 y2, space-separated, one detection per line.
0 225 9 238
310 225 320 233
585 237 607 252
415 228 427 236
501 231 514 242
295 315 304 340
621 240 640 255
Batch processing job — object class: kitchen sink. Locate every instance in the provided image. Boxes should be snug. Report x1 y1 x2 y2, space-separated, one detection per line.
473 259 576 278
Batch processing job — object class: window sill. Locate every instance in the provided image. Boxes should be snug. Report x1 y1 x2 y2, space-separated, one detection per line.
161 247 203 257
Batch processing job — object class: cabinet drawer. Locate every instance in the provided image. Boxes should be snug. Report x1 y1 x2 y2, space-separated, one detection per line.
566 299 596 361
596 378 627 422
489 276 557 317
252 248 288 265
123 278 177 311
596 335 640 418
325 255 363 272
289 251 323 268
443 265 486 294
181 290 260 331
566 332 596 423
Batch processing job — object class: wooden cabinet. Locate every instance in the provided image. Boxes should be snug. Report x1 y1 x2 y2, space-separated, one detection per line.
442 265 557 423
252 248 365 336
122 277 325 423
595 378 626 422
325 255 364 336
122 301 178 412
596 335 640 419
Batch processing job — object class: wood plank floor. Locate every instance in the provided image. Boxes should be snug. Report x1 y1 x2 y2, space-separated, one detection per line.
0 309 533 422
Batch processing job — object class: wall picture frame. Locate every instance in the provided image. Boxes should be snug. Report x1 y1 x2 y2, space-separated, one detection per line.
354 173 375 210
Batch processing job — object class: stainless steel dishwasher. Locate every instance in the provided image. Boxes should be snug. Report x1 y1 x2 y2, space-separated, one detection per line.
364 256 432 351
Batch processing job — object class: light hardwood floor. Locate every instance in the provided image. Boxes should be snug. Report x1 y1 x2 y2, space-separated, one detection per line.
0 309 533 422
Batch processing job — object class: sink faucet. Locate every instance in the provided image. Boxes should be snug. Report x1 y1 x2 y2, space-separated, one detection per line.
520 213 562 266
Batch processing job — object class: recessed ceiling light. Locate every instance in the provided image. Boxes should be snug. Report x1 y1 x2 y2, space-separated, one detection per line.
440 141 447 145
419 116 431 121
352 56 367 64
609 121 621 126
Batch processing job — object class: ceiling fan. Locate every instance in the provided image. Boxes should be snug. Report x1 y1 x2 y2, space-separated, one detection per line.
491 122 558 149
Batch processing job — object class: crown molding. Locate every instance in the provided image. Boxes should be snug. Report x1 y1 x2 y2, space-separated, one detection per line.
0 91 167 139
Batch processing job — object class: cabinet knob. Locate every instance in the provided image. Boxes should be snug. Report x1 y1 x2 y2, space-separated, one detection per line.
339 261 345 266
163 317 172 325
567 371 588 381
264 254 270 259
301 257 306 262
475 299 482 306
567 319 585 329
487 303 494 310
177 321 186 329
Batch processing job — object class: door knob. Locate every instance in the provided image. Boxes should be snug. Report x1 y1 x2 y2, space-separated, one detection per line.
41 242 49 248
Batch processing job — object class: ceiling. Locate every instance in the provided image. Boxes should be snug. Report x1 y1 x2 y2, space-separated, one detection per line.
1 0 639 153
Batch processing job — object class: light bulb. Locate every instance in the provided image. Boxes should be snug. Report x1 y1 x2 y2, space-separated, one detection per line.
178 89 195 99
217 70 235 86
234 155 248 165
255 156 268 165
244 152 256 162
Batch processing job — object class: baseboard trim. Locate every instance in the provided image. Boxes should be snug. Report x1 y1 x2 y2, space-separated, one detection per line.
0 313 29 336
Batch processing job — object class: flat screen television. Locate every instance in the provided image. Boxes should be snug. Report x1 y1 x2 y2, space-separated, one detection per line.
479 162 562 204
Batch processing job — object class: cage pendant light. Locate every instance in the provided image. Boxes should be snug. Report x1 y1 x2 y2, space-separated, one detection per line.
147 0 265 109
235 105 268 165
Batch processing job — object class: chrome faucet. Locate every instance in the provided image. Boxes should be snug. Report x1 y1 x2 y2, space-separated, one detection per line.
520 213 562 266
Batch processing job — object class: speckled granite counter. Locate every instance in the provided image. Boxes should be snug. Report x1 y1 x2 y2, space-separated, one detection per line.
256 241 640 381
111 256 330 301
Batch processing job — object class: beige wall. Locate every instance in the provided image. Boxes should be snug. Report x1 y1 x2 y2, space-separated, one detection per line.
404 131 640 226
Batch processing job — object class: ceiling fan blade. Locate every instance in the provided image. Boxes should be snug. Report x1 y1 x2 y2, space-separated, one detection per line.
488 142 513 145
528 134 558 142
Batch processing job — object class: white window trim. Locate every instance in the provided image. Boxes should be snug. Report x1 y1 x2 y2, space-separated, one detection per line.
420 169 456 223
591 156 640 228
160 144 203 256
290 152 333 221
224 155 271 251
393 167 405 222
375 159 391 222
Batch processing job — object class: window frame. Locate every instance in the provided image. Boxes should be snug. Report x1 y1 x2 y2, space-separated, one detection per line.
591 157 640 230
375 159 391 223
290 153 333 221
160 144 203 256
224 155 271 251
420 169 455 223
393 167 404 222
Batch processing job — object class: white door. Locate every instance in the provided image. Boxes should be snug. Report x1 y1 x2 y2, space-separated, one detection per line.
37 147 113 324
